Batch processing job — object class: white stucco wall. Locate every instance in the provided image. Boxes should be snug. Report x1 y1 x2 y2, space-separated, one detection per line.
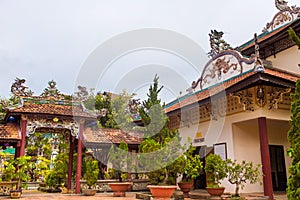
267 46 300 74
178 106 291 194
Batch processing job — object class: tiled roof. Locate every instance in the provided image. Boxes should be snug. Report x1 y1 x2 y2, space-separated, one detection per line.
9 101 96 119
83 127 143 145
0 123 20 140
237 18 299 52
165 67 299 113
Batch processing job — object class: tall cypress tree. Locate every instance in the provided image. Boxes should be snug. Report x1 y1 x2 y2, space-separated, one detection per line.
138 75 182 185
287 80 300 200
288 28 300 49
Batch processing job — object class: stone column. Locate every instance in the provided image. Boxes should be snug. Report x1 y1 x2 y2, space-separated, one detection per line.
258 117 274 200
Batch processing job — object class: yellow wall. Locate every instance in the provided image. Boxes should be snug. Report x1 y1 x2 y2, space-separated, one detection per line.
267 46 300 74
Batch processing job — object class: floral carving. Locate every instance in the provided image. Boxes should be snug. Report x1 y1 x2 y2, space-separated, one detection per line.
268 87 291 110
231 90 254 111
27 117 79 138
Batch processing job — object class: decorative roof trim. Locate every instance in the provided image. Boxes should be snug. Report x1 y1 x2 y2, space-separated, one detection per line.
187 50 259 92
263 1 300 33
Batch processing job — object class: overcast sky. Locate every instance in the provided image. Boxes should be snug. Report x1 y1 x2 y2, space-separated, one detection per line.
0 0 298 102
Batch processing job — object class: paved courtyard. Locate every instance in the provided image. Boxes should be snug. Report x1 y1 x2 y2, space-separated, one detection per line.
0 190 288 200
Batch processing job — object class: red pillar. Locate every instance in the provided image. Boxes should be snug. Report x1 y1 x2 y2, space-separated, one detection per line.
75 121 84 194
20 116 27 157
258 117 274 200
15 142 21 159
67 134 74 190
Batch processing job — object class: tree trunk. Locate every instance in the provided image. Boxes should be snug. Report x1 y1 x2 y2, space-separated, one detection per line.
162 168 168 185
235 184 240 196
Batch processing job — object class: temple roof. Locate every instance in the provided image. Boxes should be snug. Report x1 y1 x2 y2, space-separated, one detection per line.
7 97 97 119
237 18 300 57
0 123 20 141
83 127 143 146
165 67 299 114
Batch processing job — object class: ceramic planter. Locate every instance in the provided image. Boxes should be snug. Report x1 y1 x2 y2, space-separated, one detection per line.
206 187 225 196
108 182 131 197
82 188 97 196
178 181 193 198
10 189 22 199
147 185 177 199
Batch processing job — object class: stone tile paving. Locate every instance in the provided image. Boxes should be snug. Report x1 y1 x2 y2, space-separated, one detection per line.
0 191 137 200
0 190 287 200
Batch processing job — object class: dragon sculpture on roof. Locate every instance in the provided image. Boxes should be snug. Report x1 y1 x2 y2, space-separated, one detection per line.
73 85 89 102
11 78 33 96
275 0 289 11
263 0 300 32
207 30 232 58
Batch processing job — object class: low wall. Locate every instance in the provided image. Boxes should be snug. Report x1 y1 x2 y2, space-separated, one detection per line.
80 179 149 192
0 181 17 195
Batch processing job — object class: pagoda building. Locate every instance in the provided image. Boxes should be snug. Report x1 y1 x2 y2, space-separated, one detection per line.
165 1 300 199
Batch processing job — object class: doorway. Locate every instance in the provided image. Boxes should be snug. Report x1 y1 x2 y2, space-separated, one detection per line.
269 145 287 191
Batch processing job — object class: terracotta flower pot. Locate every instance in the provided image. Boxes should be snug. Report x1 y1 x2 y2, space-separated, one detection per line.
108 182 131 197
147 185 177 199
82 188 97 196
10 189 22 199
178 181 193 198
206 187 225 196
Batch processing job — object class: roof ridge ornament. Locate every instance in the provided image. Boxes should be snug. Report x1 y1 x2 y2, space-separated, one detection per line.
73 85 89 102
11 78 33 97
262 0 300 32
253 33 265 73
41 80 65 100
207 30 232 58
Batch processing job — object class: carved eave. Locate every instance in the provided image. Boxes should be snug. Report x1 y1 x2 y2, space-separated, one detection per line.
239 18 300 59
165 67 299 116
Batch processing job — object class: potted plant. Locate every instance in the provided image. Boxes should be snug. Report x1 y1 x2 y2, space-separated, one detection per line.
226 159 262 200
137 75 182 199
178 143 203 198
82 156 99 196
108 141 132 197
204 154 227 196
3 155 32 199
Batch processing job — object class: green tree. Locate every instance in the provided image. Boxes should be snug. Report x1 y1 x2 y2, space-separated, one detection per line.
288 28 300 48
226 159 261 197
84 90 136 129
0 95 19 120
138 75 183 185
83 157 99 188
108 141 130 182
287 80 300 200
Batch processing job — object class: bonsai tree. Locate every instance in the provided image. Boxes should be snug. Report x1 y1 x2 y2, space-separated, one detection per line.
204 154 227 188
226 159 262 199
45 153 69 191
177 143 203 198
83 157 99 189
179 143 203 182
108 141 130 182
3 156 32 190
